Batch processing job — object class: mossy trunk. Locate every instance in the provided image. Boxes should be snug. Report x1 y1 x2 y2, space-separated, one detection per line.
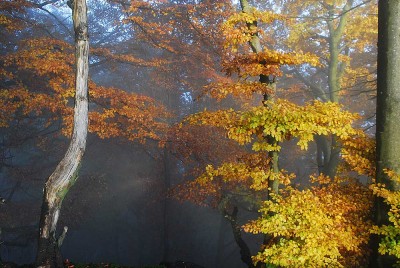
36 1 89 267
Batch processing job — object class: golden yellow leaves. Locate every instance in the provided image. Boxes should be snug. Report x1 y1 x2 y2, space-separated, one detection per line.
244 176 372 267
171 152 286 207
344 3 378 51
88 84 170 143
186 98 359 151
222 9 283 50
204 81 274 101
242 100 358 150
180 94 371 267
0 15 14 30
195 157 293 192
342 132 376 177
370 171 400 262
220 8 320 82
222 51 320 78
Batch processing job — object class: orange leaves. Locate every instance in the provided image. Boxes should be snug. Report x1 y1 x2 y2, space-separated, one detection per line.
223 50 320 78
222 9 284 50
119 0 234 98
167 123 243 166
91 47 166 68
184 108 239 130
7 38 74 77
88 84 171 143
1 36 171 143
0 0 32 30
123 0 231 54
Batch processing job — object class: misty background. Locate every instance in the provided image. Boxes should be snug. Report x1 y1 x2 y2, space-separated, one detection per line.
0 0 376 267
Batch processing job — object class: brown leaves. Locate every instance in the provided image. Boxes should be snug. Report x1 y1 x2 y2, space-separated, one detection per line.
0 0 33 30
88 83 171 143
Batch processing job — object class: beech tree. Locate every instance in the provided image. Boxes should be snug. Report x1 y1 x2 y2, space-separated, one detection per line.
36 0 89 266
257 0 377 177
369 0 400 267
1 0 166 265
174 1 373 267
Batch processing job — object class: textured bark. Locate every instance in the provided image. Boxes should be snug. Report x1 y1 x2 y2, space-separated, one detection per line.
370 1 400 267
36 1 89 267
376 0 400 190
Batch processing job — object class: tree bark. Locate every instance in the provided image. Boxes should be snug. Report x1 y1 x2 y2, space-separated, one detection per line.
370 1 400 267
36 1 89 267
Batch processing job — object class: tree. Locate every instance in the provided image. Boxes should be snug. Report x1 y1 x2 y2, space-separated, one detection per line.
1 0 170 263
369 0 400 267
35 0 89 267
257 0 377 177
173 1 373 267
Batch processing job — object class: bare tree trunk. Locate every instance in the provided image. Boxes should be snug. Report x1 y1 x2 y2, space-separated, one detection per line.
223 206 255 268
36 1 89 267
370 1 400 267
316 1 353 178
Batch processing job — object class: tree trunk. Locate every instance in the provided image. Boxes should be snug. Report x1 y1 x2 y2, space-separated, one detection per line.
239 0 279 197
36 1 89 267
223 206 255 268
237 2 278 267
370 1 400 267
316 1 353 178
162 145 170 263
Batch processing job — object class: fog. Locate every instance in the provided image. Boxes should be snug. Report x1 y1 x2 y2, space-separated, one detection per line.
0 0 377 267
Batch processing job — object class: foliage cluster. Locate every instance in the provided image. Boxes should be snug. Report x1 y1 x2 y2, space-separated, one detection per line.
174 3 377 267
